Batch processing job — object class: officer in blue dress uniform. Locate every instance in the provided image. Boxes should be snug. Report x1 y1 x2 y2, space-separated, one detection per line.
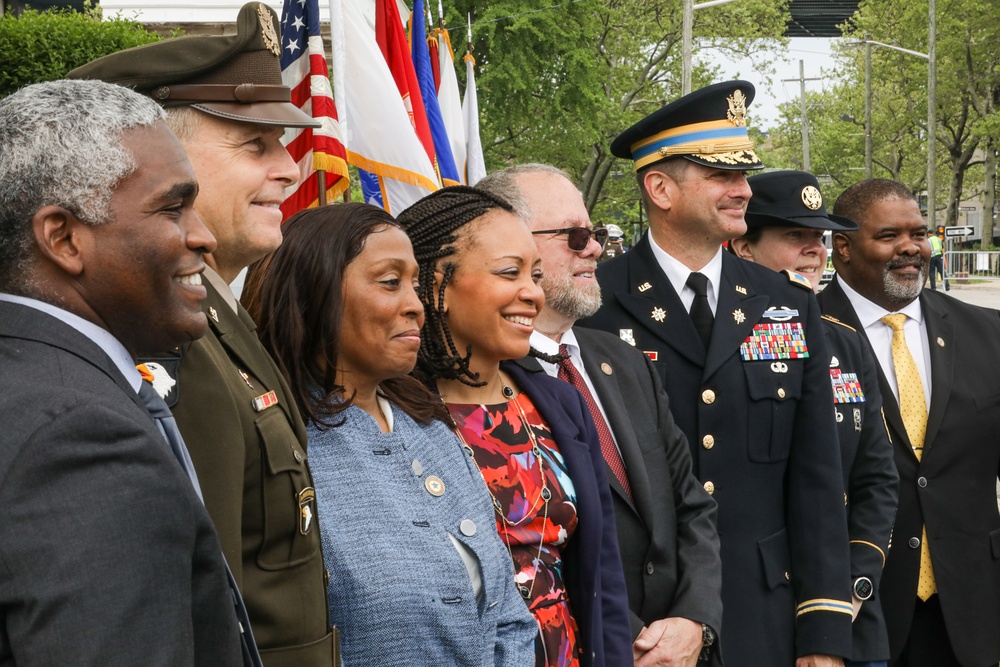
730 170 900 667
580 82 854 667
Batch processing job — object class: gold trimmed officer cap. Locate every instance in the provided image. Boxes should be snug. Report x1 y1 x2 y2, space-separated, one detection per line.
611 80 763 172
746 170 858 232
68 2 319 128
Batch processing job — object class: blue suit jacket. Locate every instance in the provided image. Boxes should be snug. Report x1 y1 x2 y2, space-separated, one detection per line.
502 361 633 667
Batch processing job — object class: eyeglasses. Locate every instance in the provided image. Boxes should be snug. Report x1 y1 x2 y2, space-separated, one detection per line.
531 226 609 252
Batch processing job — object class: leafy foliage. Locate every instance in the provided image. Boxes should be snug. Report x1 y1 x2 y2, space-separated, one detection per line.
0 5 160 99
440 0 790 235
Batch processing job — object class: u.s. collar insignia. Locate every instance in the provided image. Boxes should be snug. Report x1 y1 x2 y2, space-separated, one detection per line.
208 306 219 323
651 306 667 323
638 282 652 292
258 4 282 56
735 285 747 295
298 487 316 535
801 185 823 210
619 329 636 346
733 308 746 324
727 89 748 126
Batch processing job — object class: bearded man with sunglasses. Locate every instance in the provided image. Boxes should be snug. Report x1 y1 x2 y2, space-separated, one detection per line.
480 164 723 667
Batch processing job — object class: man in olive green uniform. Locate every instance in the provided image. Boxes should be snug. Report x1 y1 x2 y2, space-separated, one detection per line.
68 5 337 665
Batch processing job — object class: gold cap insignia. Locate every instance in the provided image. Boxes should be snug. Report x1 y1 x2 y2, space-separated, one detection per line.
258 4 282 57
801 185 823 211
726 89 748 127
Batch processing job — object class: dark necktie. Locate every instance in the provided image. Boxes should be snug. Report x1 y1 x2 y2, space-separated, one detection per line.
557 344 634 501
686 272 714 349
136 374 264 667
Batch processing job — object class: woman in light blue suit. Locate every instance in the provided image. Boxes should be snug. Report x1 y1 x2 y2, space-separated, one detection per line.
244 203 536 667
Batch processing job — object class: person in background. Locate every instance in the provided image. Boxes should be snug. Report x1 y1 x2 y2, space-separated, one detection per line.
926 233 949 291
68 5 336 663
730 169 899 667
478 163 723 667
397 186 633 667
0 79 244 666
243 203 537 667
600 224 627 262
581 81 852 667
819 179 1000 667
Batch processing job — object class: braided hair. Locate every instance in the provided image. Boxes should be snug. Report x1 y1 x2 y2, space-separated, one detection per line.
396 185 515 386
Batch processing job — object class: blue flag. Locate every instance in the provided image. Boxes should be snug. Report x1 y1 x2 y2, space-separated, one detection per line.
411 0 461 185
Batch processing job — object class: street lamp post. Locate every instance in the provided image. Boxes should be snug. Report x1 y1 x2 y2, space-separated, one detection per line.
848 38 933 222
681 0 742 95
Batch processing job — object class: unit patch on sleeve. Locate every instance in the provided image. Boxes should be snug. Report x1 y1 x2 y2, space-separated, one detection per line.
740 322 810 360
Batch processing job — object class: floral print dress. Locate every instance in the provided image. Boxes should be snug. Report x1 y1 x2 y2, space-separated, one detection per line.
448 392 583 667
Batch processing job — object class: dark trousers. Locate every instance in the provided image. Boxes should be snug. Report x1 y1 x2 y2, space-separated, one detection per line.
893 595 961 667
929 255 949 290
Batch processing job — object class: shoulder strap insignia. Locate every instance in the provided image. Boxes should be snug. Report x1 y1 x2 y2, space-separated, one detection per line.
821 314 857 332
783 269 812 291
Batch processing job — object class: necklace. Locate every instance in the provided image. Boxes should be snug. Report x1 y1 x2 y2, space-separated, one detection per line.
443 372 551 600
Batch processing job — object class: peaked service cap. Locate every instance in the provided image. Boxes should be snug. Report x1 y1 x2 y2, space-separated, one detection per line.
68 2 319 128
611 80 763 172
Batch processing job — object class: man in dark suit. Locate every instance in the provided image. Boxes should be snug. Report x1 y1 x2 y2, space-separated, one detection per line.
580 81 853 667
0 79 243 665
818 178 1000 667
69 6 337 664
730 170 900 667
480 164 723 666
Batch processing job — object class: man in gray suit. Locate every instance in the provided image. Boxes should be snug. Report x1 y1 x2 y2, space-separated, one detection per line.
480 164 722 667
0 80 244 665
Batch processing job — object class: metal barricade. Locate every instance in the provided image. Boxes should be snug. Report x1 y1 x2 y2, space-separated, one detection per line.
945 251 1000 282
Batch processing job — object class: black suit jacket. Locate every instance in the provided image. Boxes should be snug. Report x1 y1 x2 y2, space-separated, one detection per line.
818 277 1000 666
519 328 722 652
0 301 242 666
821 315 899 661
581 235 853 664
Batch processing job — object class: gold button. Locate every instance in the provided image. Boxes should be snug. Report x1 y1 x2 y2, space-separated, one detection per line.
703 481 715 495
777 387 786 399
701 389 716 404
702 434 715 449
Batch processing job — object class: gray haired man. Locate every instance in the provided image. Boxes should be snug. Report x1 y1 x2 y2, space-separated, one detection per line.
0 79 244 665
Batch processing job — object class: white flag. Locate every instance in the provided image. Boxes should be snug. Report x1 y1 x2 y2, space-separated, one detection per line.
435 28 467 184
462 52 486 186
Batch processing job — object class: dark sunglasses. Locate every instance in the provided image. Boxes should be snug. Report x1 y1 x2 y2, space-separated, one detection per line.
531 226 609 251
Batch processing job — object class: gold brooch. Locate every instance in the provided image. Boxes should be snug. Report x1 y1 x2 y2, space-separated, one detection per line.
801 185 823 211
727 89 748 126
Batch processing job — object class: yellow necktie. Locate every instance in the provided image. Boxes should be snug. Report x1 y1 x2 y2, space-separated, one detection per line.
881 314 936 600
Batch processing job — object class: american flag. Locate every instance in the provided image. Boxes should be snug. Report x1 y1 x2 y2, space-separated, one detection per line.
279 0 349 219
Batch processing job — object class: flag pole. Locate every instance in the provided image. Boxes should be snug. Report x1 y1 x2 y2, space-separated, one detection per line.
317 171 327 205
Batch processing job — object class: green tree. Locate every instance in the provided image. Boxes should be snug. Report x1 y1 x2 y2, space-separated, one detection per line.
446 0 790 230
0 5 160 99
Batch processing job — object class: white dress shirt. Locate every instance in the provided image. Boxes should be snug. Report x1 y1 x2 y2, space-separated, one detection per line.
530 328 623 457
0 292 141 392
648 239 724 315
837 279 932 410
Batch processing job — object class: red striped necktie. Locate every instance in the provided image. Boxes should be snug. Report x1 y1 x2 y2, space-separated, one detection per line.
557 344 633 501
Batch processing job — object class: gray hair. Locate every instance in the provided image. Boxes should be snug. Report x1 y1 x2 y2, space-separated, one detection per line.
477 163 574 222
0 79 165 290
